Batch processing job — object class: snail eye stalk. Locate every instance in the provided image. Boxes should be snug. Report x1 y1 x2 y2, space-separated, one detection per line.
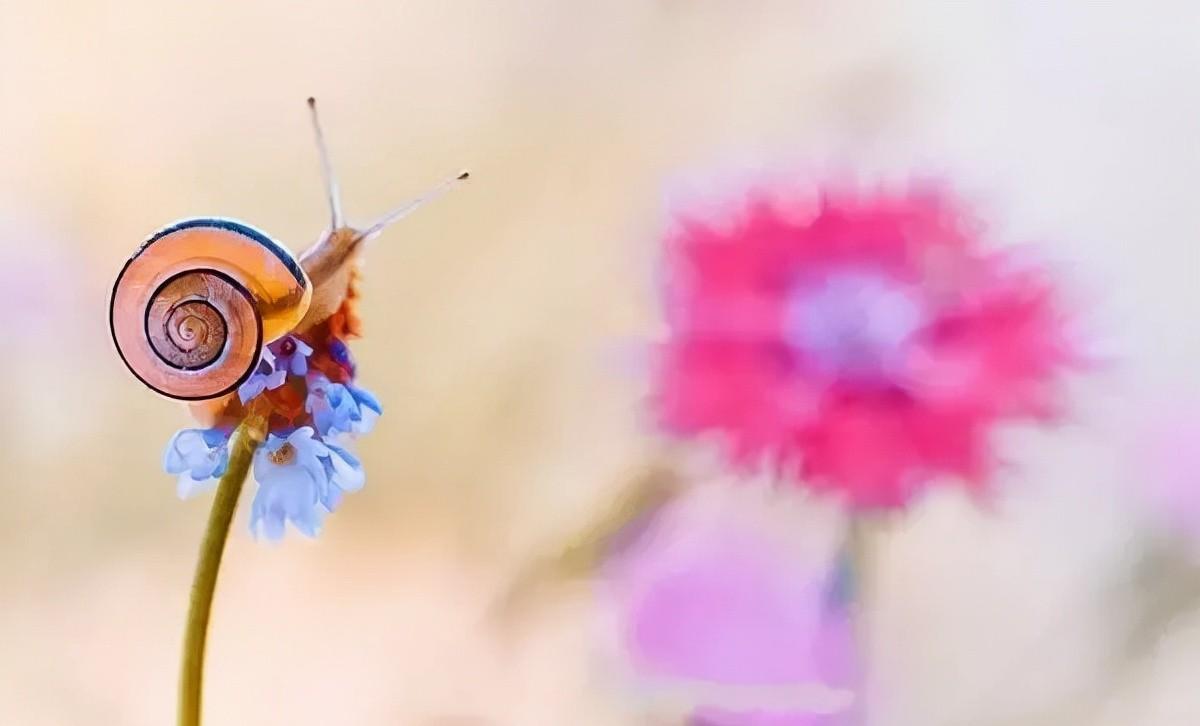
307 97 345 230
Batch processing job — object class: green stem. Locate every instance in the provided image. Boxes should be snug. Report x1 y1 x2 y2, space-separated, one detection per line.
844 515 873 724
492 465 681 625
178 414 265 726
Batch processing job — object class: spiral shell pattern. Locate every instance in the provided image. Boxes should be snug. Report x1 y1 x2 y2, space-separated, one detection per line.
110 219 311 401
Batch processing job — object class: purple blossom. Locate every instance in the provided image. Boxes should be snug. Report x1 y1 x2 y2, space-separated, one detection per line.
250 428 331 540
271 335 314 376
163 428 231 499
317 442 365 511
605 501 857 721
237 349 287 404
306 375 383 436
248 428 369 540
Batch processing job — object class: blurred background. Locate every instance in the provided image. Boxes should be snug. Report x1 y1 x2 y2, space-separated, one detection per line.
3 1 1200 724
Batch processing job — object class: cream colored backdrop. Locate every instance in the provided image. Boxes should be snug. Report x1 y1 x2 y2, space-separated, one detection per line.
2 2 1199 724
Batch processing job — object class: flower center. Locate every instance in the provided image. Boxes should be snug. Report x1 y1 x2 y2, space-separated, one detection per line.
268 442 296 465
279 338 297 356
781 270 923 383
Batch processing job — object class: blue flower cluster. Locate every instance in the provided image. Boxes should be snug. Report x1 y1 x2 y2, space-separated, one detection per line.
162 336 382 541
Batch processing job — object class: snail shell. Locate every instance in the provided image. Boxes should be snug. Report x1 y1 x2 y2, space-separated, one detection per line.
109 219 312 401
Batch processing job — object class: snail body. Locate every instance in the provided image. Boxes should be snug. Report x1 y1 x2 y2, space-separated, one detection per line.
109 98 467 413
295 227 363 334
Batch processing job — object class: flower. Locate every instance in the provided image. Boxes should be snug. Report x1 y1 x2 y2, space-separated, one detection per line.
318 442 366 511
249 428 370 540
163 427 230 499
163 318 381 538
272 335 314 376
237 349 287 404
305 375 382 436
346 384 382 432
250 428 331 540
305 376 357 435
653 183 1080 508
604 500 856 721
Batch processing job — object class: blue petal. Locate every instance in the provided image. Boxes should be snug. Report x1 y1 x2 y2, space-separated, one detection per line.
311 443 366 512
238 377 267 404
163 428 229 489
354 407 379 435
199 428 229 448
307 380 362 436
250 428 332 540
250 463 323 540
176 473 216 500
348 385 382 415
326 443 365 492
238 351 288 404
210 455 229 480
322 486 344 512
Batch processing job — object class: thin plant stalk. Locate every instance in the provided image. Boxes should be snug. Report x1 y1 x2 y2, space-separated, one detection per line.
843 515 873 724
491 464 681 626
178 411 267 726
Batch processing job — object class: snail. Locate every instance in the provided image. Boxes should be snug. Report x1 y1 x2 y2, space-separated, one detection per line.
109 98 467 422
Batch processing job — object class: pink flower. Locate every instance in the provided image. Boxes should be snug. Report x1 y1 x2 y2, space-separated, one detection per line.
653 183 1080 508
604 503 856 721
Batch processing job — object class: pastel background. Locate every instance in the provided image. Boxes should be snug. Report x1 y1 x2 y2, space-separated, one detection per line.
2 1 1199 724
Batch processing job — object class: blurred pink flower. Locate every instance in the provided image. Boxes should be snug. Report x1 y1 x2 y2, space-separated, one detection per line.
605 505 856 721
653 183 1079 508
